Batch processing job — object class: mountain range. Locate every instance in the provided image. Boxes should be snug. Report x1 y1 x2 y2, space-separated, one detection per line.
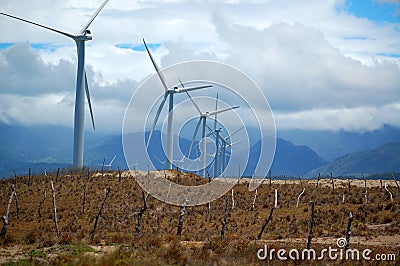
0 122 399 178
278 124 400 162
306 141 400 177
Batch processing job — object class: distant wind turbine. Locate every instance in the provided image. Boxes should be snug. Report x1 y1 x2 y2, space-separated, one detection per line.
1 0 110 169
185 92 239 177
143 38 212 169
219 127 244 175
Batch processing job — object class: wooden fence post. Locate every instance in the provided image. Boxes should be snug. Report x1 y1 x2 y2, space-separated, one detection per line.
136 190 148 233
345 211 353 251
231 189 235 210
251 189 258 211
384 183 393 202
221 198 229 238
91 187 111 240
50 181 60 237
82 184 87 214
0 187 17 238
28 168 31 186
297 188 306 207
391 173 399 189
362 173 368 205
177 199 189 236
307 201 316 249
38 190 47 221
56 168 59 182
256 207 275 241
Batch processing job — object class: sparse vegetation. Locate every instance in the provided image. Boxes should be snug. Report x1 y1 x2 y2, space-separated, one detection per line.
0 170 398 265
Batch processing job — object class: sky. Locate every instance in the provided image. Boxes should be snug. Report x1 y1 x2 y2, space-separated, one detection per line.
0 0 399 134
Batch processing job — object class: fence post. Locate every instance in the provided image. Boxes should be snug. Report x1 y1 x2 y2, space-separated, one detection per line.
50 181 60 237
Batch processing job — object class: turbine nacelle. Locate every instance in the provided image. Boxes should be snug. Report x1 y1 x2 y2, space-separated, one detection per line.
76 29 92 41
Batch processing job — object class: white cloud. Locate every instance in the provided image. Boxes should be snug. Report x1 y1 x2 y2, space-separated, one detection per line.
275 103 400 131
0 0 399 133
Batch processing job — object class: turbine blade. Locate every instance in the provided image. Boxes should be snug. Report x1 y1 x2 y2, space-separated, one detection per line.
147 93 168 148
177 85 212 93
185 92 202 115
84 72 95 131
0 12 75 39
79 0 110 34
143 38 169 91
206 124 217 138
224 126 244 141
207 106 239 117
178 78 185 88
227 140 243 147
187 118 202 159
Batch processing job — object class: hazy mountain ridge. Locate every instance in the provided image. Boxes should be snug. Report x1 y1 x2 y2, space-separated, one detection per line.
306 141 400 177
278 124 400 162
1 123 399 178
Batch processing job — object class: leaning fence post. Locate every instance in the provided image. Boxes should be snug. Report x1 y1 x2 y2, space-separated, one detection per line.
297 188 306 207
91 187 111 241
391 173 399 190
136 190 148 233
50 181 60 237
384 183 393 202
0 187 17 238
256 207 274 241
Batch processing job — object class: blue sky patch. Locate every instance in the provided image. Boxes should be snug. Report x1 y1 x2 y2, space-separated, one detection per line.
0 42 65 51
30 43 64 52
116 43 161 51
343 36 371 40
377 52 400 58
0 43 15 50
344 0 400 24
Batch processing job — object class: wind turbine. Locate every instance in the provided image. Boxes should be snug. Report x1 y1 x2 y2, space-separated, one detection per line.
143 38 212 169
219 127 244 175
0 0 110 169
185 92 239 177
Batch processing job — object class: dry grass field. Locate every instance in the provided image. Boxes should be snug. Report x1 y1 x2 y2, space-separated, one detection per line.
0 169 399 265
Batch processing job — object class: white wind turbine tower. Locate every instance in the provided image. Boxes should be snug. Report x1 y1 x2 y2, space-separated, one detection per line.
219 127 243 175
143 38 212 169
0 0 110 169
185 93 239 177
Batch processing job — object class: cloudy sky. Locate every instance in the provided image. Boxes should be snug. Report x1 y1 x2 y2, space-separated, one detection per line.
0 0 399 134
